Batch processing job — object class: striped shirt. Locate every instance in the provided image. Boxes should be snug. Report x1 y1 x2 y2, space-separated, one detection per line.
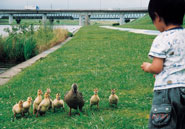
148 27 185 90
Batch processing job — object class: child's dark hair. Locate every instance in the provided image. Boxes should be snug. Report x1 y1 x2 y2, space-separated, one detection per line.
148 0 185 25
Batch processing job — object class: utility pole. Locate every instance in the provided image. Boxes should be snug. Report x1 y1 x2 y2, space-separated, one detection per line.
50 0 52 10
100 0 101 10
67 0 69 9
140 0 142 8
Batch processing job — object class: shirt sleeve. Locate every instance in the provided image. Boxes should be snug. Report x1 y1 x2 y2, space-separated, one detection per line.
148 34 170 59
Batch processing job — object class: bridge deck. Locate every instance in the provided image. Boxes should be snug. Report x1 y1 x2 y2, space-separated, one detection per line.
0 9 148 14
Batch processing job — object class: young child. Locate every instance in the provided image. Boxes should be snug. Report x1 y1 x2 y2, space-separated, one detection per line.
141 0 185 128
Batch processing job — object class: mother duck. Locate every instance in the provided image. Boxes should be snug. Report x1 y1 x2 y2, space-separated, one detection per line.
64 83 84 116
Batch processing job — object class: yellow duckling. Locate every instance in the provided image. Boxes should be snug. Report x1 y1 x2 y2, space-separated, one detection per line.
46 88 51 94
90 89 100 109
36 92 50 117
12 100 24 119
33 89 43 115
109 89 119 107
23 97 32 116
52 93 64 112
46 88 52 110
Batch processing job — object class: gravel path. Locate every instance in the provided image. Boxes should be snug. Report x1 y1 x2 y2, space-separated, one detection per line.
100 26 160 35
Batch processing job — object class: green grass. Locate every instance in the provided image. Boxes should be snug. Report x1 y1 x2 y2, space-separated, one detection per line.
120 14 185 30
0 19 79 25
0 19 115 26
0 25 155 128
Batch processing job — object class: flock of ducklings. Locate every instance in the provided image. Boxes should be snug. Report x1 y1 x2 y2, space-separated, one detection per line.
12 83 119 119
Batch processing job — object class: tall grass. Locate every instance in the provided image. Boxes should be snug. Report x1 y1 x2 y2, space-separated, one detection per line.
0 25 69 62
0 35 4 60
24 36 37 60
49 28 68 47
0 25 37 62
34 27 68 52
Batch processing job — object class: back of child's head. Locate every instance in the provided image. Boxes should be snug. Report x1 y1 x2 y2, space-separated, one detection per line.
148 0 185 26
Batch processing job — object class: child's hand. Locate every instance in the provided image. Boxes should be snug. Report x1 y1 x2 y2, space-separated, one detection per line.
141 62 152 72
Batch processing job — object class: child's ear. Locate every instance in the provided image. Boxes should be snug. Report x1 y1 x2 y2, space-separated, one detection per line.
154 12 163 22
154 12 160 21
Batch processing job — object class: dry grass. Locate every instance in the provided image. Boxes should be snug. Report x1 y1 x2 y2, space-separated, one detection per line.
35 28 68 53
49 28 68 47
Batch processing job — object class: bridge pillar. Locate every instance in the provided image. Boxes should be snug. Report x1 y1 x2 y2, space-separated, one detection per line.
119 14 125 25
79 14 91 26
79 15 84 26
49 18 54 24
42 14 47 24
16 18 21 24
9 14 13 24
85 14 90 26
49 18 54 29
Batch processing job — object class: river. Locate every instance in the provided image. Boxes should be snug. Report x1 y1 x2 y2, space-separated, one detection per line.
0 25 81 37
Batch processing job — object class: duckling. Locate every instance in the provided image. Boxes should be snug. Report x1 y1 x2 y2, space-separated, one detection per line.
46 88 51 96
109 89 119 107
64 83 84 116
36 92 50 117
90 89 100 109
12 100 24 119
52 93 64 112
46 88 52 110
33 89 43 115
23 97 32 116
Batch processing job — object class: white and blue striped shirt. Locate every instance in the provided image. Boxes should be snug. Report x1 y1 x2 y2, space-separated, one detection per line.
148 27 185 90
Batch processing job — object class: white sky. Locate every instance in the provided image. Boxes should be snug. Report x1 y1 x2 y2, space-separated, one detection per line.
0 0 150 9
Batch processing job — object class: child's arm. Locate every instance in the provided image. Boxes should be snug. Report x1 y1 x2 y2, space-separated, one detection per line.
141 57 164 74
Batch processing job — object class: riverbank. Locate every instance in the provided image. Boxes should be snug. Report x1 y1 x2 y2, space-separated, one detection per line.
0 25 76 67
0 37 72 85
0 62 16 74
0 25 81 78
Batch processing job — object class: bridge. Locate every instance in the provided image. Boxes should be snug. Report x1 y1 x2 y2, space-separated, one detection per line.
0 9 148 26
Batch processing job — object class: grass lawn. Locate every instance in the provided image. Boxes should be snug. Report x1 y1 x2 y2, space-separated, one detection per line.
0 25 155 128
0 19 79 25
0 19 115 26
120 14 185 30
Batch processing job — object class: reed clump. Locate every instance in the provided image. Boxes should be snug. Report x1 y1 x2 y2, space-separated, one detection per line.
0 24 69 62
35 27 68 53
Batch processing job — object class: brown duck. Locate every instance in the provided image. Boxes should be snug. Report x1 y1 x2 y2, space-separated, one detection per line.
64 83 84 116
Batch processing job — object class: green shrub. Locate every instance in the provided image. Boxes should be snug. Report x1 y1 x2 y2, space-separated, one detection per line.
24 36 37 60
0 35 4 60
112 23 120 26
4 34 24 61
125 18 130 23
34 26 54 45
14 36 25 61
2 25 37 62
3 35 18 61
67 32 73 37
